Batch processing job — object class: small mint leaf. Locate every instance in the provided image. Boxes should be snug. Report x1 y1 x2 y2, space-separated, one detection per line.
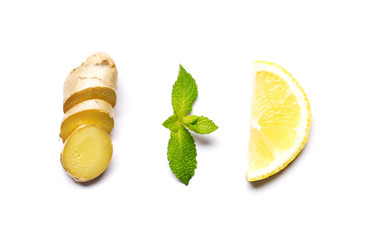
162 114 180 132
171 65 198 118
167 125 197 185
183 115 218 134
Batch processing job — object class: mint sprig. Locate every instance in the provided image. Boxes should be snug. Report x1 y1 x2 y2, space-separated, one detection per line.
163 65 218 185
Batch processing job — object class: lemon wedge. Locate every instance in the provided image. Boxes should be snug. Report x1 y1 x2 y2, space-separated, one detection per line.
247 61 311 181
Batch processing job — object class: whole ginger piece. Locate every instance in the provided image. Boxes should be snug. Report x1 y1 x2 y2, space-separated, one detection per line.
60 52 118 182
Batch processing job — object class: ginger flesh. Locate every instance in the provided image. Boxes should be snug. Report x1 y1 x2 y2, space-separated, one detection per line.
63 87 116 113
60 110 114 142
62 125 113 182
60 99 114 142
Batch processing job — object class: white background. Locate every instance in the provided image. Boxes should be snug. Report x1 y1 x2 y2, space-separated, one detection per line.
0 0 367 239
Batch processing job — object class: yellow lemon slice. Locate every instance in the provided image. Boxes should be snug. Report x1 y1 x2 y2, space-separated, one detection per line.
247 61 311 181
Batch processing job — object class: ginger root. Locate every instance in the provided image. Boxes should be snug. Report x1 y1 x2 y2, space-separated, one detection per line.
60 99 114 142
61 125 113 182
63 52 117 113
60 52 117 183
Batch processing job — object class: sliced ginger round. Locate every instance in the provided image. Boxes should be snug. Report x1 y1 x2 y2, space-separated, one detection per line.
247 61 311 181
61 124 113 182
60 99 114 142
63 52 118 112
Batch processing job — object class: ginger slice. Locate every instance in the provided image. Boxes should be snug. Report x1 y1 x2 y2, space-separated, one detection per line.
63 52 118 112
61 124 113 182
60 99 114 142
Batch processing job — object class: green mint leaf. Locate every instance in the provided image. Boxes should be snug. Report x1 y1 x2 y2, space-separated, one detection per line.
167 125 197 185
171 65 198 117
162 114 180 132
183 115 219 134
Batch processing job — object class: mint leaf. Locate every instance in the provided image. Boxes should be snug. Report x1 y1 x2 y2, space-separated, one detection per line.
162 114 180 132
171 65 198 117
167 125 197 185
183 115 219 134
163 64 218 185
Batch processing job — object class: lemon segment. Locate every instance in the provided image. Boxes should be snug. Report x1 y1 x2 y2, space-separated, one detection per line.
247 61 311 181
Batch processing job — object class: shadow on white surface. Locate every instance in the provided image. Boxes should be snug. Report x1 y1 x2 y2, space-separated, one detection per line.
192 133 216 146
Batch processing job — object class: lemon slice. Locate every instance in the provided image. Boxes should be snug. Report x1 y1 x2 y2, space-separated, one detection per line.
247 61 311 181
